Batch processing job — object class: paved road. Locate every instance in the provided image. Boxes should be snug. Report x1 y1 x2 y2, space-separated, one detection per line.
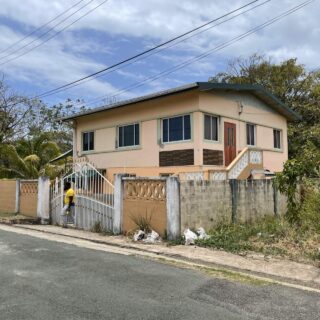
0 229 319 320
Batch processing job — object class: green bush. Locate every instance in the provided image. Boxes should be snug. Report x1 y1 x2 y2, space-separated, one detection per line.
299 189 320 232
197 217 289 253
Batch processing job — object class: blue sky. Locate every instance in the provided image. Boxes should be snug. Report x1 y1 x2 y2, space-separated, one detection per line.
0 0 319 110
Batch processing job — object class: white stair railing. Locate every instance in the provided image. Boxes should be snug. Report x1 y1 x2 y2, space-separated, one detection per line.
211 148 263 180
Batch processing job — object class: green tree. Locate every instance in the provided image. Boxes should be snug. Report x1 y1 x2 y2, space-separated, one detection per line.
0 76 38 144
275 142 320 222
29 99 86 152
211 54 320 157
0 133 63 179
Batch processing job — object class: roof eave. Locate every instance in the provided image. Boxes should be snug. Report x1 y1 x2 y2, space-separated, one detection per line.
62 83 199 121
197 82 301 121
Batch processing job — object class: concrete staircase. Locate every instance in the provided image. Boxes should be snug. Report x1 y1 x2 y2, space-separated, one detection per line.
210 147 264 180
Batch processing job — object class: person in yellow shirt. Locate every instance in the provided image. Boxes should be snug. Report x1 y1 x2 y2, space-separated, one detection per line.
61 181 75 228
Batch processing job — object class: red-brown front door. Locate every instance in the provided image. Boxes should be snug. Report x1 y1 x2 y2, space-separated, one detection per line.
224 122 236 166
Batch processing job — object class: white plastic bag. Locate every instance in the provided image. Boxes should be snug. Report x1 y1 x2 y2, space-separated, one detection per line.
184 228 198 245
133 230 145 241
143 230 161 243
197 227 209 240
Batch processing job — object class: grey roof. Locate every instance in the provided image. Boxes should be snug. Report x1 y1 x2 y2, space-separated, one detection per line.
63 82 300 121
49 149 73 163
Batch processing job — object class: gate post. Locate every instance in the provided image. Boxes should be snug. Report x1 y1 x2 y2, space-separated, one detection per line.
113 174 124 235
166 177 181 240
37 176 50 224
273 180 279 217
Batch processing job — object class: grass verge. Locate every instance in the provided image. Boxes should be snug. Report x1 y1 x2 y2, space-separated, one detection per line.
196 216 320 266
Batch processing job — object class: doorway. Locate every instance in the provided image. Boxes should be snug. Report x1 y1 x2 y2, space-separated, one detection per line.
224 122 236 166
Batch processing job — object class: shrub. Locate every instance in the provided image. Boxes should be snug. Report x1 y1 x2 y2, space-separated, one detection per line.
130 209 153 233
197 217 289 253
299 188 320 232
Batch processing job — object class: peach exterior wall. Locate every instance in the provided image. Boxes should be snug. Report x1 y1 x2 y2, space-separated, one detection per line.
199 91 288 172
75 89 288 176
75 91 200 169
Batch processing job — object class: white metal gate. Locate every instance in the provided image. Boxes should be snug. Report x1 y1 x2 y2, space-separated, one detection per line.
50 161 114 232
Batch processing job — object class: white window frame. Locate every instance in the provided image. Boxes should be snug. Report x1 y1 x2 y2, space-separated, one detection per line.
204 114 219 142
246 123 256 146
273 129 282 150
161 114 191 143
82 131 94 152
117 123 140 148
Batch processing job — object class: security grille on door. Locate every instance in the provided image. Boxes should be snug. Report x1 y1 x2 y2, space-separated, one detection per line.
50 162 114 232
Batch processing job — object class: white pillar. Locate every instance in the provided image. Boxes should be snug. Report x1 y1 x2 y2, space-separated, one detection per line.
15 179 20 214
113 174 124 235
37 176 51 223
73 121 77 160
166 177 181 240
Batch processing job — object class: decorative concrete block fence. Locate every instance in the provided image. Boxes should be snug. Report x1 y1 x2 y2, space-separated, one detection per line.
113 176 180 240
0 177 50 221
114 176 287 240
0 175 287 240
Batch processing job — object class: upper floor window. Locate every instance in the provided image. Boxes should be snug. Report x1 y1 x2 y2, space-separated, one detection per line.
204 114 218 141
162 114 191 143
273 129 281 149
82 131 94 151
118 123 140 148
246 123 256 146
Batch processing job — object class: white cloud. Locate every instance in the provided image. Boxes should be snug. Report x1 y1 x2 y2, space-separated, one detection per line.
0 0 319 105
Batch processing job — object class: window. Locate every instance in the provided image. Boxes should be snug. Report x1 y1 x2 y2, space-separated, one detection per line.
162 114 191 143
118 123 140 148
273 129 281 149
82 131 94 151
246 123 255 146
204 114 218 141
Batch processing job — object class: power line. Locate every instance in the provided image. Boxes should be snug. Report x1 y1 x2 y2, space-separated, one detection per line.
0 0 109 66
81 0 315 108
38 0 271 99
36 0 263 98
0 0 96 62
0 0 87 56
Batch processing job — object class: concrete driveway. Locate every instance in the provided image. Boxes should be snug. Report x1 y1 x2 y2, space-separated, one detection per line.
0 229 319 320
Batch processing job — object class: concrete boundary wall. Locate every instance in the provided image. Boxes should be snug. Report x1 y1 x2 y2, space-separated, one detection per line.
20 180 38 217
180 179 287 231
114 176 287 240
0 177 50 221
121 178 167 237
0 180 17 213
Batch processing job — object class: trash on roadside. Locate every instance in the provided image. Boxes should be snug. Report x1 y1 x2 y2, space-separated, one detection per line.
196 227 209 240
143 230 161 243
257 232 262 237
133 230 145 241
184 228 198 245
133 229 162 243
